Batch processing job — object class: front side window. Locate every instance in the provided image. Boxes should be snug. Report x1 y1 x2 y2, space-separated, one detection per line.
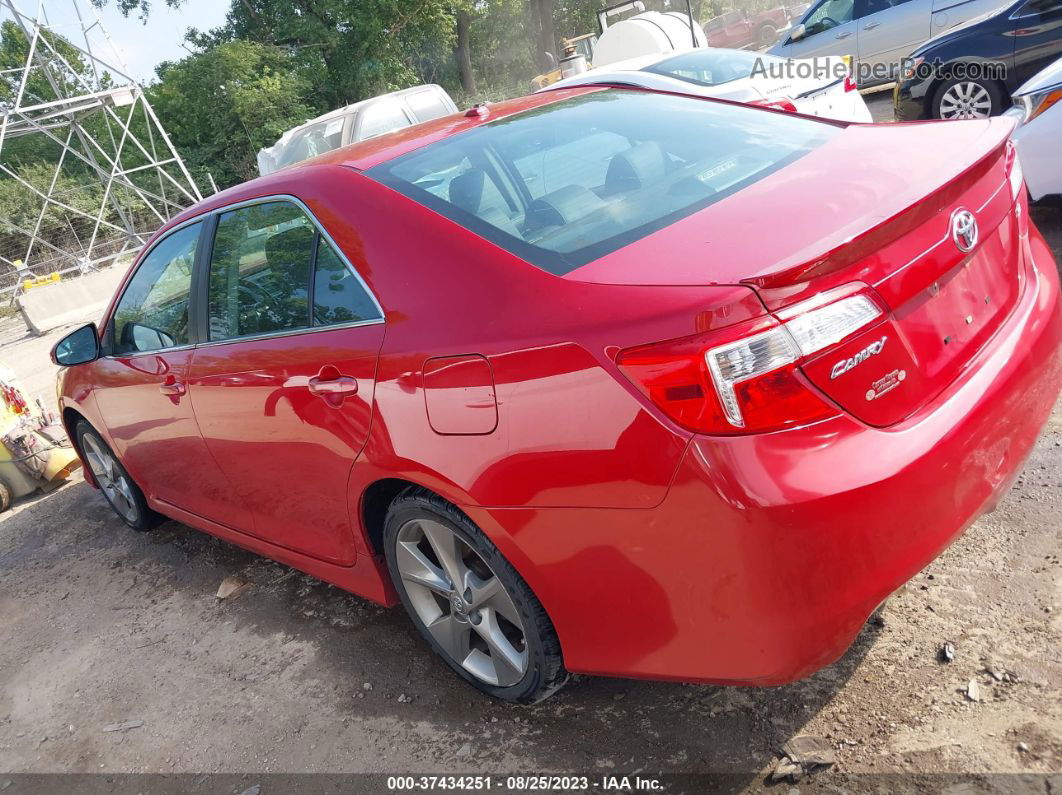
367 91 837 276
275 117 347 170
112 223 200 355
804 0 855 34
207 200 381 341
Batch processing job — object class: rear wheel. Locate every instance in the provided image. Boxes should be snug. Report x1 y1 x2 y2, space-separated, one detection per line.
76 422 162 531
383 489 567 703
933 76 1002 119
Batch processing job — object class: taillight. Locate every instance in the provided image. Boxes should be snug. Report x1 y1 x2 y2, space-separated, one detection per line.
617 292 883 434
1005 140 1024 202
843 74 857 93
750 97 798 113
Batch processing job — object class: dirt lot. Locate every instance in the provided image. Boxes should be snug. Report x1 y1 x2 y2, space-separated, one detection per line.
1 95 1060 791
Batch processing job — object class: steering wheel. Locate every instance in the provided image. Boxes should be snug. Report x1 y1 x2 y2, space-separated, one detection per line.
820 15 839 27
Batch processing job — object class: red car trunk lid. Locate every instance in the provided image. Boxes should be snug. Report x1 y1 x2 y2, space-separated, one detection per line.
572 117 1021 428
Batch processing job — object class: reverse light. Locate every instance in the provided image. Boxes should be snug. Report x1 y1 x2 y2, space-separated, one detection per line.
618 293 883 434
750 97 798 113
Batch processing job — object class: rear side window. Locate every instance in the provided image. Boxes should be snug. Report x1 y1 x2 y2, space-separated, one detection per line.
644 50 770 87
366 90 838 275
359 101 413 140
112 223 200 355
312 237 380 326
405 89 452 122
208 202 313 340
207 200 381 342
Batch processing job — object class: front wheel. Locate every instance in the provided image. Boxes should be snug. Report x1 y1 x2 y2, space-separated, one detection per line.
383 489 568 703
933 77 1002 119
76 422 162 531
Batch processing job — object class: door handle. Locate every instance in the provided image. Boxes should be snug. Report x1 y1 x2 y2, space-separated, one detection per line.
307 375 358 396
863 21 880 28
835 30 852 38
159 377 186 397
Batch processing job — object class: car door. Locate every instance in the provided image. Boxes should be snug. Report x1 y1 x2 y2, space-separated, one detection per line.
186 198 385 565
91 221 254 531
781 0 859 59
857 0 934 82
1010 0 1062 85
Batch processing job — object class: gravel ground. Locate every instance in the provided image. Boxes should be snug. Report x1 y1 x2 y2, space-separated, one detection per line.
0 115 1060 791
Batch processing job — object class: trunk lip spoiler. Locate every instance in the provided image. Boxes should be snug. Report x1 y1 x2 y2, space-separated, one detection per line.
741 123 1015 291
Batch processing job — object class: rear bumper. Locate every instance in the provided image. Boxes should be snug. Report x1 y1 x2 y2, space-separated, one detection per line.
481 221 1062 684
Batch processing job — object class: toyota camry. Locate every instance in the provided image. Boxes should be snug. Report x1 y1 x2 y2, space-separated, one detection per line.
52 87 1062 703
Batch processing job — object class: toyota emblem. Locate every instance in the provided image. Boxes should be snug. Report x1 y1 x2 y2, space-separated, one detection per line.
951 208 978 253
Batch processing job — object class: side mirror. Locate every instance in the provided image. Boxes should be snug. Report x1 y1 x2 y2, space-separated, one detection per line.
789 23 807 41
51 322 100 366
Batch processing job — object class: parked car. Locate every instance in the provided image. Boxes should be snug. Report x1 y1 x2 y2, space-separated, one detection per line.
53 85 1061 703
894 0 1062 119
1005 55 1062 200
704 6 791 49
543 48 873 122
770 0 1010 87
256 84 457 176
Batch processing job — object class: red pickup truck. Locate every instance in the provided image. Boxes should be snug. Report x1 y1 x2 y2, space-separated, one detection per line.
704 6 790 49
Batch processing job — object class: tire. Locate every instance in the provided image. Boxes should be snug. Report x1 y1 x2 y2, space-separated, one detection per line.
758 23 778 48
383 488 568 703
0 477 11 512
932 76 1003 120
75 422 162 531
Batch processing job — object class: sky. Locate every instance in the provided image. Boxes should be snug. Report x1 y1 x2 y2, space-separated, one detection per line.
29 0 230 83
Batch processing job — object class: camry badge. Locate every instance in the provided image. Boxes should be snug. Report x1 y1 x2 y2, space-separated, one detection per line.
830 336 888 380
951 208 978 253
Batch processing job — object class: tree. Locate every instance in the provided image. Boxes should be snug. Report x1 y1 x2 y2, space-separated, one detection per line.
148 40 314 188
455 5 476 94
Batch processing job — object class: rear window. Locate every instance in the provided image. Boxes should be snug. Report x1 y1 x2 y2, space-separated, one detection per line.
366 90 838 275
643 50 774 87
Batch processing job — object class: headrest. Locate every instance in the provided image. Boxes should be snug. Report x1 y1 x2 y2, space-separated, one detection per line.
605 142 669 193
526 185 605 230
449 169 509 216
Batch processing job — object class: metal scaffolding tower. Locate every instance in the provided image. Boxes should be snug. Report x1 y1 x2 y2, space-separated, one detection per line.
0 0 203 300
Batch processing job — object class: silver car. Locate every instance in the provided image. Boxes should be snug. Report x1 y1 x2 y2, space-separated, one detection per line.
769 0 1008 86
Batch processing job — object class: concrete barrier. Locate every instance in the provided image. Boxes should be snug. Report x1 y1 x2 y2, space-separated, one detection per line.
16 265 128 336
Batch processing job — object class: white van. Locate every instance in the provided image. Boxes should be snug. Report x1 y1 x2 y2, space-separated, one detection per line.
257 84 457 176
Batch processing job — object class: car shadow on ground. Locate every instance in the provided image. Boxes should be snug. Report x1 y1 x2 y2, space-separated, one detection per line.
0 480 880 782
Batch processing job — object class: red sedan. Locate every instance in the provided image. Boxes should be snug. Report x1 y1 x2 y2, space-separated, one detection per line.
52 87 1062 703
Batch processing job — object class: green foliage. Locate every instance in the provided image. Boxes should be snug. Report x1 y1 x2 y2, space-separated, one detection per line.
148 40 315 187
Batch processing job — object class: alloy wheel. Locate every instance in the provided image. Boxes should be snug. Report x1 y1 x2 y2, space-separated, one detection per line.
395 518 528 686
938 81 993 119
82 433 139 523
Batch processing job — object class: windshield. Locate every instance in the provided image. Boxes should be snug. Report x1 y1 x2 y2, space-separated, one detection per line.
366 90 838 275
643 50 779 87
